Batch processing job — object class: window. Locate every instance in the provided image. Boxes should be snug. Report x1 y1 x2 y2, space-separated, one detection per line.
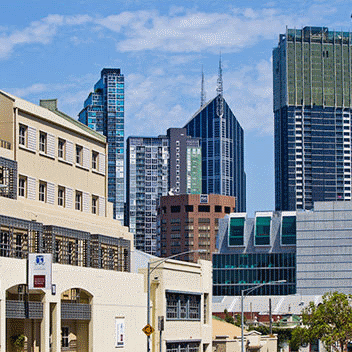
228 217 245 246
76 145 83 165
255 216 271 246
198 205 210 212
75 191 82 211
58 139 66 159
18 176 27 197
39 181 47 202
19 125 27 146
58 186 65 207
185 205 193 212
166 342 200 352
92 151 98 170
39 132 47 153
61 327 69 348
92 195 98 214
171 206 181 213
281 216 296 245
215 205 222 212
166 292 201 321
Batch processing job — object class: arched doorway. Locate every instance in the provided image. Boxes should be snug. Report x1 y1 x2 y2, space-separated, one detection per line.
6 284 44 352
60 288 92 352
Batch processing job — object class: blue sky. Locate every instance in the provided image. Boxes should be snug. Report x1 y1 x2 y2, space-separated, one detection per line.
1 0 352 215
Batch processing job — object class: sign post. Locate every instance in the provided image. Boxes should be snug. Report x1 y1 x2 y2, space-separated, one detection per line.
28 253 53 290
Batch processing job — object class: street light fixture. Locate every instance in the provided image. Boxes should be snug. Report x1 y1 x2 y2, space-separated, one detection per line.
240 280 286 352
146 249 207 352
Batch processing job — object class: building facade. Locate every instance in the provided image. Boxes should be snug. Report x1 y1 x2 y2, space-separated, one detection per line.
137 256 213 352
79 68 125 221
274 27 352 211
126 136 169 255
0 90 213 352
213 211 296 296
167 128 201 195
184 96 246 212
158 194 236 262
296 201 352 295
126 130 202 255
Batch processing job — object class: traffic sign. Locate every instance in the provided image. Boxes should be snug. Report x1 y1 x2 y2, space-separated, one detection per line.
142 324 155 336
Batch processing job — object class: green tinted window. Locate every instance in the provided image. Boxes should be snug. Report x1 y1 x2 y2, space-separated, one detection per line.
282 216 296 245
228 218 245 246
255 217 271 245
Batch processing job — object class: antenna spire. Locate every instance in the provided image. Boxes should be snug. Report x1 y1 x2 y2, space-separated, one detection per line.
216 52 224 118
201 65 206 107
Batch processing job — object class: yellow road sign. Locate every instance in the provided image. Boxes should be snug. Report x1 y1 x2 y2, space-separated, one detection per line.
142 324 155 336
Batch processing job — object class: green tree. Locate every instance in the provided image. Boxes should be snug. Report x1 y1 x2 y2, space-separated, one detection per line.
224 309 235 325
10 334 25 352
292 291 352 352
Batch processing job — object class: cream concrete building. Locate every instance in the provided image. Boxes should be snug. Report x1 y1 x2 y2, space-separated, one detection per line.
138 258 212 352
0 90 213 352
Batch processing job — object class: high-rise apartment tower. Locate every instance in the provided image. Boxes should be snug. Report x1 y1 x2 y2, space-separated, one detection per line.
126 129 201 255
79 68 125 221
274 27 352 210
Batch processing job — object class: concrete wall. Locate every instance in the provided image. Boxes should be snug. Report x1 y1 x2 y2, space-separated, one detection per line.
0 257 147 352
140 258 213 352
297 201 352 294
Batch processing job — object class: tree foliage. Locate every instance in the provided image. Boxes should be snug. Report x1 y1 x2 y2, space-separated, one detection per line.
291 291 352 352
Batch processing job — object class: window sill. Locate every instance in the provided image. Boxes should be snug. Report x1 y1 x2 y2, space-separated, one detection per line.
19 144 36 154
58 158 73 166
92 169 105 176
76 163 89 171
39 151 55 160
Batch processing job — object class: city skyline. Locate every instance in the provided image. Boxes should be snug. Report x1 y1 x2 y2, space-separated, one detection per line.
2 0 352 215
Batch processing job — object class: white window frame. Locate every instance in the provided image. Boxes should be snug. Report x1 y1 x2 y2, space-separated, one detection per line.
18 176 27 198
39 181 47 202
58 186 65 207
39 131 47 153
75 191 82 211
19 125 27 146
58 138 66 159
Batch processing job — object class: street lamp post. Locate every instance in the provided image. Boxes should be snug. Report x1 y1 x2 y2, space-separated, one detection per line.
240 280 286 352
146 249 206 352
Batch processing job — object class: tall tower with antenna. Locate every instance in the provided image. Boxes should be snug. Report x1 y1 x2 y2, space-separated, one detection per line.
216 54 224 118
200 66 206 107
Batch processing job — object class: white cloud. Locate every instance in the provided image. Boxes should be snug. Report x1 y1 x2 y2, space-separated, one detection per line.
0 14 65 58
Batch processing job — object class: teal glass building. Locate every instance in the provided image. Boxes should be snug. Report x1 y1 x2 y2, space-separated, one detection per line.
213 211 296 296
79 69 124 221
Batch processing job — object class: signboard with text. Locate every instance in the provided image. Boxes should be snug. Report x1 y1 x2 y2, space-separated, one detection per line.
28 253 52 290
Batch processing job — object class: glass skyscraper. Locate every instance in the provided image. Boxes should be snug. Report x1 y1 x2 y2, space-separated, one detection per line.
79 68 124 221
274 27 352 210
184 95 246 212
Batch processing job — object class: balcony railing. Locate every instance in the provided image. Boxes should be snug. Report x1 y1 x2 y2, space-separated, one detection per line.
6 300 43 319
61 302 91 320
0 139 11 150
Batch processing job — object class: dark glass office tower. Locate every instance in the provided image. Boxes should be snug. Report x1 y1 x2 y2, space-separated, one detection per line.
79 69 125 221
274 27 352 210
184 95 246 212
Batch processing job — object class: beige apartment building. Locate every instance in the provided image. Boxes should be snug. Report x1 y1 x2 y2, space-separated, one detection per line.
0 90 212 352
